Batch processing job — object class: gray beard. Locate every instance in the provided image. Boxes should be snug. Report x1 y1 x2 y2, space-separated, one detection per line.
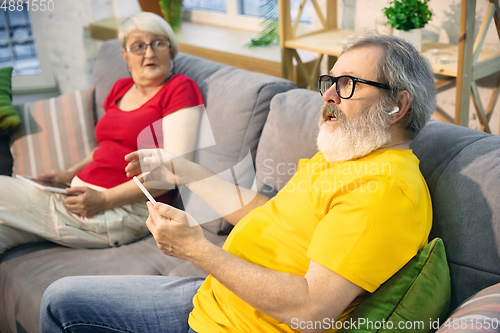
317 102 392 163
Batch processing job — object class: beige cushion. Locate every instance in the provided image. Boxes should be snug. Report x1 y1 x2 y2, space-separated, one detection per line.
10 87 97 176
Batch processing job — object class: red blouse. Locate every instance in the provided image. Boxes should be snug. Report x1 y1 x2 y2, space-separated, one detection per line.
77 75 204 189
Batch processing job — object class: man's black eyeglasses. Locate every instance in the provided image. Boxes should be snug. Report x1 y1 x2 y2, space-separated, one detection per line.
318 75 394 99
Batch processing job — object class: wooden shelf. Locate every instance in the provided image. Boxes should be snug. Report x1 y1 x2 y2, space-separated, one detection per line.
424 42 500 79
283 28 500 79
284 29 355 56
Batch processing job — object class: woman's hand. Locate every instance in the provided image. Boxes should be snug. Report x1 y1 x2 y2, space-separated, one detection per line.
38 170 74 184
124 150 145 178
125 149 176 179
125 149 211 188
64 187 108 218
146 202 207 261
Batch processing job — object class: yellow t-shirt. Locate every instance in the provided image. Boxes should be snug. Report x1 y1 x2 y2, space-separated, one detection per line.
189 149 432 333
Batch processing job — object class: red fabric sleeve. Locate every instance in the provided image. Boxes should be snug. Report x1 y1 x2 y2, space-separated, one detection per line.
160 75 204 117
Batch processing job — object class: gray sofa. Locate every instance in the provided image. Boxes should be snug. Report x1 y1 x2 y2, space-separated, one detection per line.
0 39 499 333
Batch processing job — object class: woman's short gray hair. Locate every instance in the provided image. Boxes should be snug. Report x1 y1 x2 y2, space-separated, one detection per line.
342 32 436 139
118 12 179 59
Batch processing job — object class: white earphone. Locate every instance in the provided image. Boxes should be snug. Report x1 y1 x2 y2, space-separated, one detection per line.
388 106 399 115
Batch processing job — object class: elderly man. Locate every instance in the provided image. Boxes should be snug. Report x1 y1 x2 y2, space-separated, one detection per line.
40 33 435 333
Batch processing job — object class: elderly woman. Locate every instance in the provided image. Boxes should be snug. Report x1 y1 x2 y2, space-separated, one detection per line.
0 12 203 254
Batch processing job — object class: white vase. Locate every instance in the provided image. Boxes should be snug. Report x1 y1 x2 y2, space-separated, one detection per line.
394 28 422 52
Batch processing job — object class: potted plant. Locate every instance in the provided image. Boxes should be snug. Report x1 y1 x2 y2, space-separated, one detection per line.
383 0 433 51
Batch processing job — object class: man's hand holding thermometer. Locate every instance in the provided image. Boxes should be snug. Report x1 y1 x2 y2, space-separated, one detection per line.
132 173 205 260
133 176 171 220
125 148 260 227
133 176 157 205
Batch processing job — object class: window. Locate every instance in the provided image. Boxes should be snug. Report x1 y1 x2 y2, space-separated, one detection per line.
239 0 313 23
0 2 56 92
183 0 226 12
183 0 312 31
0 6 39 75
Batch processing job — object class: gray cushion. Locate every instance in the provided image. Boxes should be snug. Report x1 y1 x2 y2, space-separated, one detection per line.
256 88 323 197
172 52 225 89
91 39 128 122
410 120 489 188
410 121 500 312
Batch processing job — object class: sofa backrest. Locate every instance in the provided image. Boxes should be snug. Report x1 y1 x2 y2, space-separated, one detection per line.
255 88 323 197
256 88 500 314
91 39 297 235
410 121 500 311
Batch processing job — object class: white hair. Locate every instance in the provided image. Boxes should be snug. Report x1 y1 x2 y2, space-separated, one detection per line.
118 12 179 59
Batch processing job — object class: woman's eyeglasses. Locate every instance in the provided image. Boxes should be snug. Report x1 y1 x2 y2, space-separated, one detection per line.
318 75 394 99
126 40 170 56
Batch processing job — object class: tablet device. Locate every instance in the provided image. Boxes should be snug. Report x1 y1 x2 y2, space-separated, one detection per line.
16 174 71 194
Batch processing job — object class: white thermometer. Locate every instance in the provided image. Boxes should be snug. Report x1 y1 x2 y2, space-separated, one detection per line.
133 176 157 205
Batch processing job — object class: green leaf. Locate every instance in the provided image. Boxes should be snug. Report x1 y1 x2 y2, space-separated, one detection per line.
158 0 183 31
246 0 279 48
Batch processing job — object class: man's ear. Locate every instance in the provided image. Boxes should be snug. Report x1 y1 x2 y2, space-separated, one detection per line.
390 90 412 124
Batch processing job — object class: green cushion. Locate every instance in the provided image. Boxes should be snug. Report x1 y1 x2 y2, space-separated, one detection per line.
338 238 451 333
0 67 21 134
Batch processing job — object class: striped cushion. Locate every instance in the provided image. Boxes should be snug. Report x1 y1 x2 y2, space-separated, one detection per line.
438 282 500 332
10 87 97 176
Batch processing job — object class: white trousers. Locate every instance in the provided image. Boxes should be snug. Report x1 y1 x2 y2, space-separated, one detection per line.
0 176 150 255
